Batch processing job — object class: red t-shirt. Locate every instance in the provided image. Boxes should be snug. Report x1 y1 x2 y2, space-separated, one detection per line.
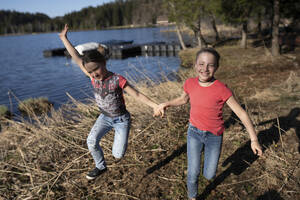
183 78 232 135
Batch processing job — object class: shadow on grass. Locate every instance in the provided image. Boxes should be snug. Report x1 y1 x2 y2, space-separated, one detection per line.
224 104 246 129
143 107 299 199
251 33 299 54
146 143 187 175
256 189 284 200
198 107 300 199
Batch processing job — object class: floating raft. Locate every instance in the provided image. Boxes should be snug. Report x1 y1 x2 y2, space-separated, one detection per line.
43 40 181 59
43 48 66 57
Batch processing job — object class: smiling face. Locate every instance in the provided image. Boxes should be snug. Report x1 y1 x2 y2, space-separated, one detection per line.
194 52 218 83
84 61 107 80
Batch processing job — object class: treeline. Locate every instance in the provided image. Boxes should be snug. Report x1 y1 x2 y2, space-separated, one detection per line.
63 0 165 29
0 10 53 34
0 0 166 35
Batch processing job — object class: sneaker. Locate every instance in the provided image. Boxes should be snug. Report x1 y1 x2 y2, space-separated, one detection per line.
86 167 107 180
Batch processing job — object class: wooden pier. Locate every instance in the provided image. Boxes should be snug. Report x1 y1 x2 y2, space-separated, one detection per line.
43 40 181 59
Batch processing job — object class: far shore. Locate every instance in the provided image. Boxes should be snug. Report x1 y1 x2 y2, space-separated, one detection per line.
0 23 176 37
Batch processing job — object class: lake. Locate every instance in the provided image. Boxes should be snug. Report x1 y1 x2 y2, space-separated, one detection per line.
0 26 186 114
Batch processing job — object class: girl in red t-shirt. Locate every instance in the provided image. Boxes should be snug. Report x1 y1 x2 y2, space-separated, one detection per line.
158 48 262 200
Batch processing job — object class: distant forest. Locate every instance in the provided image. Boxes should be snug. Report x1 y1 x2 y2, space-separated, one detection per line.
0 0 166 35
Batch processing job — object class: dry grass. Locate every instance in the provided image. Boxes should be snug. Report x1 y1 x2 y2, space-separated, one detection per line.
0 44 300 200
250 71 300 102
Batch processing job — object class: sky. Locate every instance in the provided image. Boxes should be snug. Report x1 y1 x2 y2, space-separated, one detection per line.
0 0 114 18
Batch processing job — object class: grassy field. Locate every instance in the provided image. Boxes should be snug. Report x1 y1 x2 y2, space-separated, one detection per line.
0 42 299 200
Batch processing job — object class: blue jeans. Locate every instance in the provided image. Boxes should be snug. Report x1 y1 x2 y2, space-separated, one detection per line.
87 112 131 170
187 123 223 199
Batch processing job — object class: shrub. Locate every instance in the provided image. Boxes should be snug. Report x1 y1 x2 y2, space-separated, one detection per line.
0 105 12 132
0 105 11 119
18 97 53 116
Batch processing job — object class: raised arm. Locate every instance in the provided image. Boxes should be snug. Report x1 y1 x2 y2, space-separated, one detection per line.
226 96 263 156
157 91 189 117
59 24 90 77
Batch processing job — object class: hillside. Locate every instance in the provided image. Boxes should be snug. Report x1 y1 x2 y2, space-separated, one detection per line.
0 0 166 35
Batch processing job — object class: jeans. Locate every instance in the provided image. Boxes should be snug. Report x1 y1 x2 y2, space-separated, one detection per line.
187 123 223 199
87 112 131 170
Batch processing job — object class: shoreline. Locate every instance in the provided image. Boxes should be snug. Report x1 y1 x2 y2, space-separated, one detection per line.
0 24 176 37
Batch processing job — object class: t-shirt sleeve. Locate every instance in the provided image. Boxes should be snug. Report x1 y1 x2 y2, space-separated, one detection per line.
221 85 233 102
91 77 95 87
183 79 190 94
118 75 127 89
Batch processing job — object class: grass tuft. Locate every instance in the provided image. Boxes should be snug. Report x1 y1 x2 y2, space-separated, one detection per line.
18 97 53 116
0 105 11 119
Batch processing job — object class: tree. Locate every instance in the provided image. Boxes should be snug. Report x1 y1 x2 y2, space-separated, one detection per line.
181 0 207 48
271 0 280 56
280 0 300 26
165 0 187 50
165 0 210 49
218 0 258 48
205 0 222 42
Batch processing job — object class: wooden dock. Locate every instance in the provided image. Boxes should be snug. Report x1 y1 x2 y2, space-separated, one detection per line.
43 40 181 59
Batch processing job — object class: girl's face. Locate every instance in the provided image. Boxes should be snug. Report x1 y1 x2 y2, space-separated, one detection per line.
194 52 218 83
85 62 107 80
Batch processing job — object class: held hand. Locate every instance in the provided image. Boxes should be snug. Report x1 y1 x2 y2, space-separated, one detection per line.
59 24 69 39
251 140 263 156
153 107 162 117
153 103 167 118
153 105 163 117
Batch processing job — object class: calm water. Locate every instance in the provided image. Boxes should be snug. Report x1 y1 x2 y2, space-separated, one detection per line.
0 27 184 113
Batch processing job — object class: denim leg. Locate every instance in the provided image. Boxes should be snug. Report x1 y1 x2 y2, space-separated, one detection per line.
187 124 204 199
87 114 112 170
203 132 223 180
112 112 131 159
